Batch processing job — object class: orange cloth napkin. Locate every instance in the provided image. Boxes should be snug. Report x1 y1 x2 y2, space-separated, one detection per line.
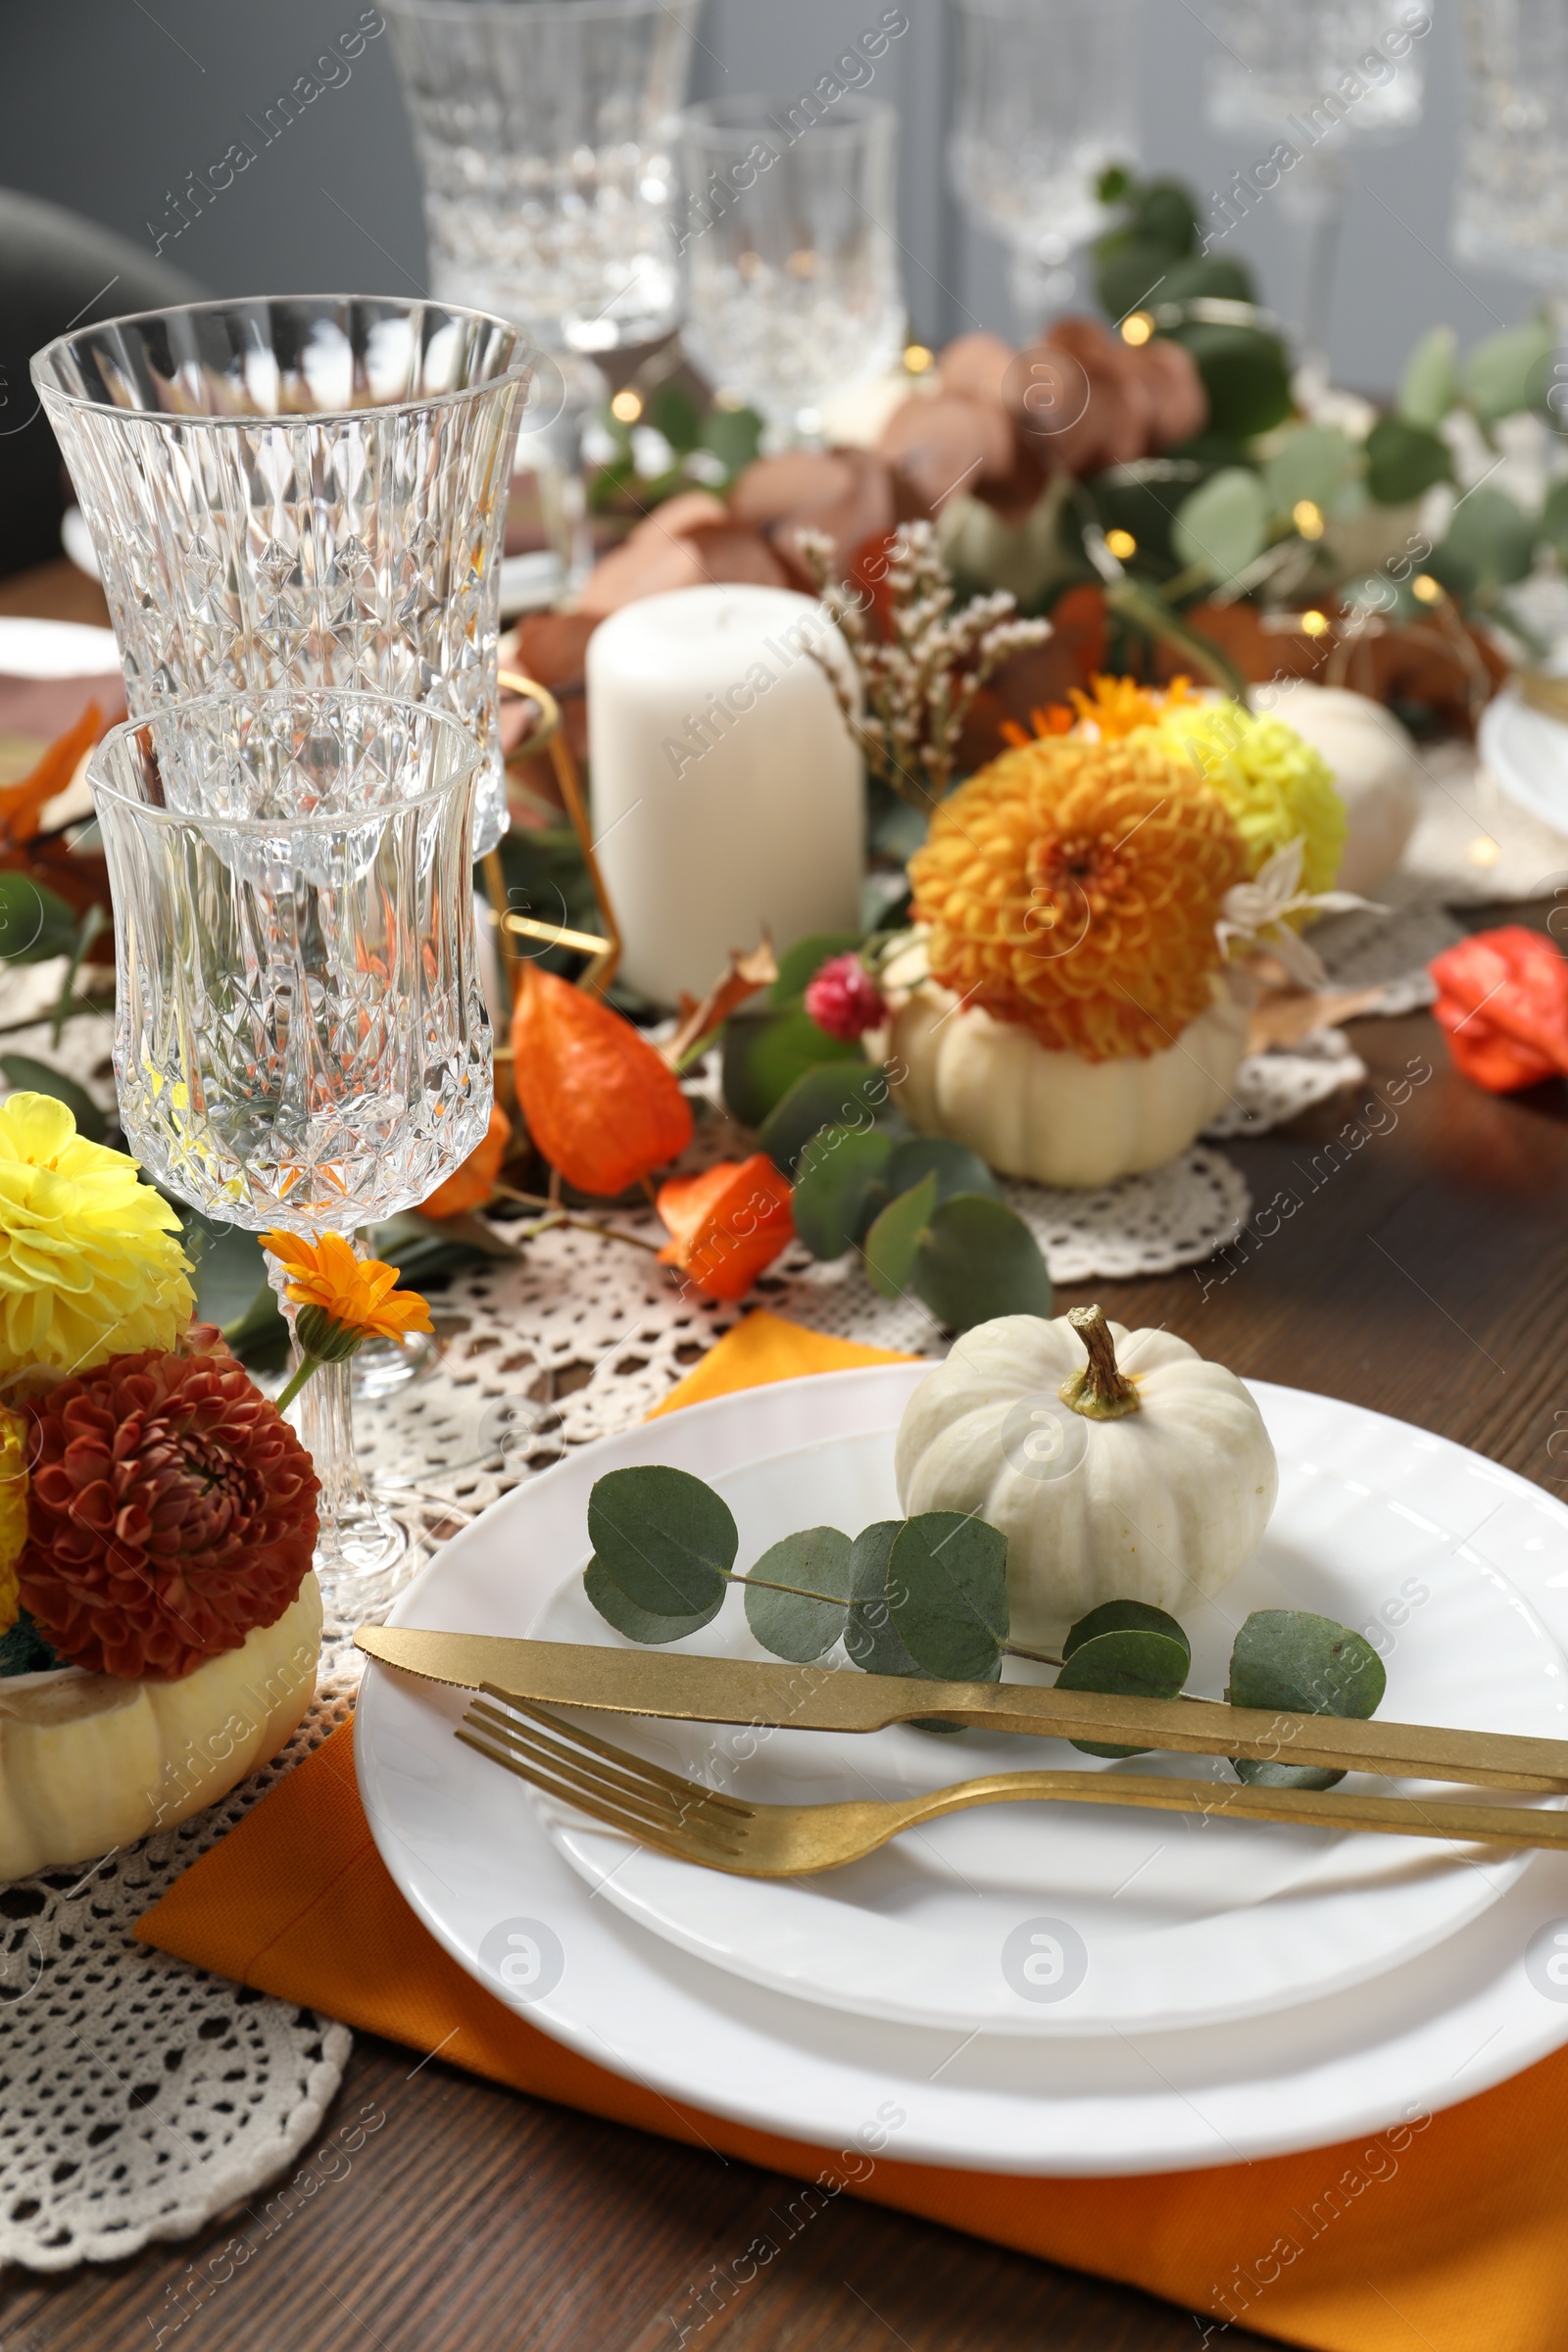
137 1310 1568 2352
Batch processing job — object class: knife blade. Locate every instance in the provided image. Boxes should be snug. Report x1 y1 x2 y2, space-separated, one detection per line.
355 1626 1568 1794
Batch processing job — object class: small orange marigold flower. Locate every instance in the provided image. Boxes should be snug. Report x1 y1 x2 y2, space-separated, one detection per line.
265 1229 433 1360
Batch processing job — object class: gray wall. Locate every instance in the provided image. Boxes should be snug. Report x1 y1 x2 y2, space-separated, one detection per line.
0 0 1532 397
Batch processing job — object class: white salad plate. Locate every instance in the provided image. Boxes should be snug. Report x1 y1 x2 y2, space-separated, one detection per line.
356 1365 1568 2174
1478 680 1568 841
527 1418 1562 2036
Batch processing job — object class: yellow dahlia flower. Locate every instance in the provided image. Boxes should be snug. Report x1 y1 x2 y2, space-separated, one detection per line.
0 1405 27 1635
1157 700 1347 896
0 1093 194 1380
907 734 1249 1061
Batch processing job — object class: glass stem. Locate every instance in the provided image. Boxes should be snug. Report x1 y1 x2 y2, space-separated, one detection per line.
294 1354 380 1525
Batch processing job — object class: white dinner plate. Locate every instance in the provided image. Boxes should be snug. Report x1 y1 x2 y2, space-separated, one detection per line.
526 1417 1563 2035
0 613 121 678
356 1367 1568 2173
1479 681 1568 841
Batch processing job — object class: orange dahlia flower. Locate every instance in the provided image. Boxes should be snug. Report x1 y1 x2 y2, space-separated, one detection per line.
20 1349 318 1680
907 733 1248 1061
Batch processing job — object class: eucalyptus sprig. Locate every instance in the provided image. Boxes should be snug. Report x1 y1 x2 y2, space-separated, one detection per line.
583 1467 1387 1783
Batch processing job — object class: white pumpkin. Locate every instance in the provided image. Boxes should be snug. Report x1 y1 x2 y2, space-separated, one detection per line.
882 974 1248 1190
895 1309 1276 1650
0 1577 320 1881
1250 678 1420 895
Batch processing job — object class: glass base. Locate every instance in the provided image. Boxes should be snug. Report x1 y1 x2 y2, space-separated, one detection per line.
314 1494 414 1637
353 1328 441 1401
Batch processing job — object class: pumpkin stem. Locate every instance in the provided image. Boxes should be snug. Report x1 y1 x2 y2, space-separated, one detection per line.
1058 1303 1141 1420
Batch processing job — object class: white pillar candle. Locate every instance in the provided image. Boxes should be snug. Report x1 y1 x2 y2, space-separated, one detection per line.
587 584 863 1006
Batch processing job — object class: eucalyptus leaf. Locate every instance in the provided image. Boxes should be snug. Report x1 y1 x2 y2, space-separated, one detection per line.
1062 1599 1191 1660
770 931 865 1006
585 1554 724 1644
1263 424 1355 518
586 1465 737 1619
887 1136 1000 1207
756 1060 905 1174
743 1526 856 1661
864 1172 938 1300
0 873 77 965
1172 321 1292 440
220 1275 292 1374
722 1004 863 1130
845 1520 934 1679
1056 1608 1191 1757
1465 316 1554 424
887 1511 1009 1682
1544 479 1568 565
1364 416 1451 508
0 1056 107 1141
1228 1608 1386 1789
912 1193 1053 1332
792 1125 896 1259
1172 466 1270 584
1432 485 1536 599
1397 325 1458 429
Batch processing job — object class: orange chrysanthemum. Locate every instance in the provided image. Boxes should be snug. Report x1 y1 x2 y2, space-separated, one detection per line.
907 732 1248 1061
265 1229 432 1358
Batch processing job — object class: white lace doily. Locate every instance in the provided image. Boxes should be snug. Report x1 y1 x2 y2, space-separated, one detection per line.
0 1659 358 2273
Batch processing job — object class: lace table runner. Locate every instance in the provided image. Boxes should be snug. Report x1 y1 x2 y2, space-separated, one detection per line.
5 736 1564 2271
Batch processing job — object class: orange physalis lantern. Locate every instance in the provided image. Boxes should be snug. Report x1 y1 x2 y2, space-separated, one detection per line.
511 964 693 1198
421 1102 514 1218
656 1154 795 1301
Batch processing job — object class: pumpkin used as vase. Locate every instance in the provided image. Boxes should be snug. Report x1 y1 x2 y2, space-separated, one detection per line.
895 1307 1277 1651
889 728 1250 1187
0 1577 320 1879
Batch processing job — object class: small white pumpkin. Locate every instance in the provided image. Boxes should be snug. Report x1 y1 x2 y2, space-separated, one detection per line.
895 1308 1277 1650
883 974 1248 1190
0 1577 321 1881
1250 678 1420 896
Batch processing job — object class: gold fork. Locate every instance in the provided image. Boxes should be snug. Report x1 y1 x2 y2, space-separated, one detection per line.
456 1688 1568 1879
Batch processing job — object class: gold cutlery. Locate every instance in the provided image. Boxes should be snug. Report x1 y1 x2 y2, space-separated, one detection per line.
456 1690 1568 1877
357 1626 1568 1795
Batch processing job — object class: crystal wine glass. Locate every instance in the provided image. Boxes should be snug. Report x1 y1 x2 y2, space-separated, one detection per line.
1201 2 1427 368
676 94 905 446
949 0 1140 333
31 294 530 856
1453 0 1568 290
87 688 490 1627
383 0 702 595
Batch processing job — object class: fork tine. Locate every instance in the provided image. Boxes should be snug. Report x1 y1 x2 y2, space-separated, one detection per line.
479 1686 755 1816
456 1727 747 1858
467 1699 714 1825
461 1705 748 1854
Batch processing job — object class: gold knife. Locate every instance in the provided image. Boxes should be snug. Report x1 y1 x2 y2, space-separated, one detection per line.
356 1626 1568 1794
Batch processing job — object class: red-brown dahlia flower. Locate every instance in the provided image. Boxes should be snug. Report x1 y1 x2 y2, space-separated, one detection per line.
19 1350 319 1681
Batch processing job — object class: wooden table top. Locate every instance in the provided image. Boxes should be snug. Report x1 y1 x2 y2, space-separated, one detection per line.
3 563 1548 2347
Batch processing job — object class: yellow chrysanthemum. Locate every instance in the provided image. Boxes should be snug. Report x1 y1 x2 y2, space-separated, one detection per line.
0 1094 194 1381
1157 700 1347 896
0 1406 28 1636
907 734 1249 1061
